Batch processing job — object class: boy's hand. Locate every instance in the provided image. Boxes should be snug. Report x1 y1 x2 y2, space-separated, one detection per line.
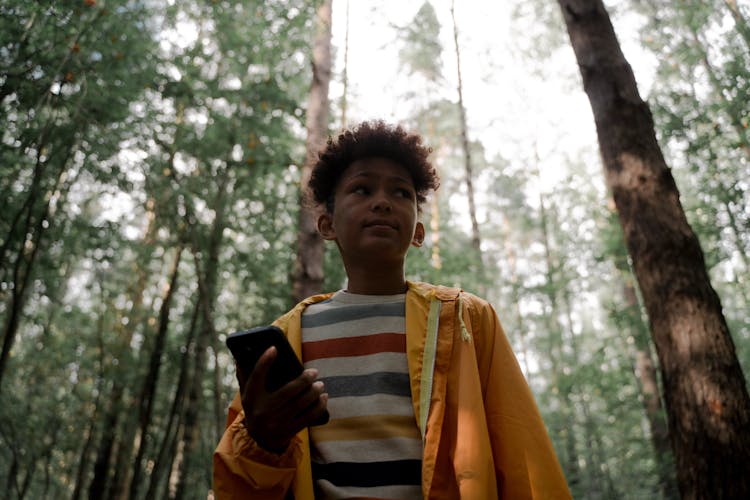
237 346 328 453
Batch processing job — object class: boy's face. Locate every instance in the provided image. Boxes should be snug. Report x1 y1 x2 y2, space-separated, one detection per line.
317 157 425 266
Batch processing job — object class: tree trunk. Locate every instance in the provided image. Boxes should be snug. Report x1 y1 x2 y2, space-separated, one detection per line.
88 212 157 500
557 2 750 498
87 384 125 500
0 141 72 389
144 284 202 500
173 174 229 499
128 246 183 500
537 193 581 490
340 0 350 129
622 277 678 499
292 0 332 304
500 214 532 380
560 285 618 498
71 376 105 500
449 0 481 254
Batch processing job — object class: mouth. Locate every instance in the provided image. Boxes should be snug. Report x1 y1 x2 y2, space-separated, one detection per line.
363 219 397 230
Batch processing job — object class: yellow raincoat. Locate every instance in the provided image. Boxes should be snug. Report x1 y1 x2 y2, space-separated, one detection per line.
214 282 571 499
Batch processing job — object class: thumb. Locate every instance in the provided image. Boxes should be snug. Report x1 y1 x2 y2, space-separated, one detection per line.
246 346 277 394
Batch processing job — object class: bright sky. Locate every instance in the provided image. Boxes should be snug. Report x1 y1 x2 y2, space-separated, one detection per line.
102 0 658 235
328 0 657 188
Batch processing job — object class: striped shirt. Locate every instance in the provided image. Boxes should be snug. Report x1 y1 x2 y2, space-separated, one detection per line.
301 290 422 500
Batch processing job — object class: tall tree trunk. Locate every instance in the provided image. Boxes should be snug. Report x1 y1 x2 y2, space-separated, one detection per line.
557 2 750 498
71 400 101 500
425 123 443 272
560 284 618 498
0 129 48 282
500 214 532 380
622 275 678 499
88 211 158 500
537 193 580 490
87 384 125 500
292 0 332 304
128 247 183 500
144 283 202 500
70 294 110 500
0 140 73 389
449 0 481 254
340 0 350 129
173 174 229 499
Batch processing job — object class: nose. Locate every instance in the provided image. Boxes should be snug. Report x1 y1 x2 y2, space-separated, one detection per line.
371 190 392 212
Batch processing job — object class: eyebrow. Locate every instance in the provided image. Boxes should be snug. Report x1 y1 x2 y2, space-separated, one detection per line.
348 171 413 185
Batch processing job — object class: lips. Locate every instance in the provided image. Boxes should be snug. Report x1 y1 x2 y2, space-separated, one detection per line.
363 219 397 230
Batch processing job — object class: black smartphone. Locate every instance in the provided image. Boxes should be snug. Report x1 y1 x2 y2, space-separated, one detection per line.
226 325 304 392
226 326 329 425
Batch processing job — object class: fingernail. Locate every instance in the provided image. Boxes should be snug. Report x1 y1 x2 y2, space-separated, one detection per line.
304 368 318 379
313 381 325 391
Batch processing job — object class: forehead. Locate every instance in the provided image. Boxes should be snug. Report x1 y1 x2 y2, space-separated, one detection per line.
340 157 414 186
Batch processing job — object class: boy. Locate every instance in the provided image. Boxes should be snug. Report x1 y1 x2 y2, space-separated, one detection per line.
214 121 571 499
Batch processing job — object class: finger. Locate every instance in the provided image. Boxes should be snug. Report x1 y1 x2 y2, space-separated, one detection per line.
273 368 319 402
293 392 330 429
247 346 277 394
289 380 326 412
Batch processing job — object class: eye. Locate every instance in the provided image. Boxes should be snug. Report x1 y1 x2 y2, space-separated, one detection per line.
396 188 413 198
351 184 369 195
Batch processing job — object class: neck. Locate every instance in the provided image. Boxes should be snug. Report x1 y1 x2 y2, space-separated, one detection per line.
343 260 408 295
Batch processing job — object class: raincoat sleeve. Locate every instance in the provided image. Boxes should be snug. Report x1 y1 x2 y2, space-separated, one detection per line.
472 299 571 499
212 393 302 499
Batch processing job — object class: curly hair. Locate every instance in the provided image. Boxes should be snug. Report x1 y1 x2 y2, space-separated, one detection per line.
308 120 440 213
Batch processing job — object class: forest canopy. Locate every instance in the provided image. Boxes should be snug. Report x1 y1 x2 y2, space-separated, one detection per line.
0 0 748 498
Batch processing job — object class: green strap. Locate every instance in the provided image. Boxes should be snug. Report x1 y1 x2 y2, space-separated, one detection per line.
419 299 441 443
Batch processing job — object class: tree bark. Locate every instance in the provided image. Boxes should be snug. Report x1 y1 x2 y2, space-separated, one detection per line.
340 0 350 129
173 173 229 499
537 193 581 490
450 0 481 254
144 281 201 500
622 277 678 499
292 0 332 304
0 140 72 389
88 212 157 500
557 1 750 498
128 246 183 500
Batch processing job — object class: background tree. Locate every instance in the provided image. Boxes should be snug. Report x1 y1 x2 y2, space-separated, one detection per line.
292 0 333 304
2 1 748 498
449 0 482 255
557 0 750 497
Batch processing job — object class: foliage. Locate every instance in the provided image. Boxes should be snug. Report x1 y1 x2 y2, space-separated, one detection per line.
0 0 317 497
0 0 747 498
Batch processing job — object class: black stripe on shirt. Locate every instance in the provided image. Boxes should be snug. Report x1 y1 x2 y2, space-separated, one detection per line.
321 372 411 398
301 302 405 328
312 459 421 487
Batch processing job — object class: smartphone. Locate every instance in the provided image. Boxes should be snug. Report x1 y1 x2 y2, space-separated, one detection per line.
226 325 329 425
226 325 304 392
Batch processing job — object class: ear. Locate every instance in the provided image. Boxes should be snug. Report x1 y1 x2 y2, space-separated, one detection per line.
317 212 337 241
411 222 425 247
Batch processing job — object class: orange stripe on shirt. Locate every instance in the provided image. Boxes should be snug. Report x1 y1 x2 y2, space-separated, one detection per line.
311 414 421 442
303 332 406 362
